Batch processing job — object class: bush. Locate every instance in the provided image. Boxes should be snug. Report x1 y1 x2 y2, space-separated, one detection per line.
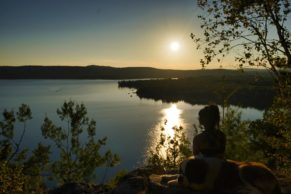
220 107 264 161
1 101 121 192
0 161 25 194
249 96 291 175
106 170 128 189
146 125 192 171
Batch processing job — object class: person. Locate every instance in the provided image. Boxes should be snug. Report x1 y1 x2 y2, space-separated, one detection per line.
192 105 226 159
167 105 226 188
170 105 280 193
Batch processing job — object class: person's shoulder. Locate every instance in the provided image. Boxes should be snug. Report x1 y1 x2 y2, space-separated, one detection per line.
207 130 226 138
194 132 202 138
193 131 207 141
216 130 226 139
216 130 225 135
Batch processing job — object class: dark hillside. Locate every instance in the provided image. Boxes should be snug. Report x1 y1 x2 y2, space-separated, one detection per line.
0 65 271 80
0 65 195 79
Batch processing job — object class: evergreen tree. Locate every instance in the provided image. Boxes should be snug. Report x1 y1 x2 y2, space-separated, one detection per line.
41 100 120 184
0 104 50 193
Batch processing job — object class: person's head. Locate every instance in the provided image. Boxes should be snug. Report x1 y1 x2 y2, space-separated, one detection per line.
198 105 220 130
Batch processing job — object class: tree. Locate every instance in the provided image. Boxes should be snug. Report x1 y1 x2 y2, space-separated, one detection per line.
220 107 265 161
0 104 50 193
0 161 25 194
192 0 290 96
249 96 291 175
193 0 291 174
41 100 120 184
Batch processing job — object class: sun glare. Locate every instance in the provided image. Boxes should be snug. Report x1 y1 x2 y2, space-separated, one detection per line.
146 104 184 159
169 41 180 52
163 104 182 138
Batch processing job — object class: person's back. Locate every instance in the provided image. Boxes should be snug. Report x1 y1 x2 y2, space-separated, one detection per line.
193 129 226 158
193 105 226 159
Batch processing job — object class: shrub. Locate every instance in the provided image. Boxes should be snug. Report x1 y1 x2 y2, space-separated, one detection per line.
41 100 120 184
220 107 263 161
250 96 291 175
0 104 50 193
0 161 25 194
146 125 192 171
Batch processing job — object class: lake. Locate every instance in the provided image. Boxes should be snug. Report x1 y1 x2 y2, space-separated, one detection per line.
0 80 263 183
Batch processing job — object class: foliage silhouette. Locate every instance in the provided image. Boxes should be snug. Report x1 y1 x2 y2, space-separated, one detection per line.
193 0 290 97
146 125 192 171
249 96 291 176
220 107 264 162
0 161 25 193
194 0 291 176
0 104 50 193
41 100 120 184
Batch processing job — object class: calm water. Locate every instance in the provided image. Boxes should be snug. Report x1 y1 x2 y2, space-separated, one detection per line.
0 80 263 182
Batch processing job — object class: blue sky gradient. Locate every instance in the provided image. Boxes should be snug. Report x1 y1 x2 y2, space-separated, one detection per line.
0 0 210 69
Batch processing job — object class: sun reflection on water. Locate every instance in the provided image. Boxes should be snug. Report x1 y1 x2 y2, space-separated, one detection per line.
146 103 184 158
163 104 182 138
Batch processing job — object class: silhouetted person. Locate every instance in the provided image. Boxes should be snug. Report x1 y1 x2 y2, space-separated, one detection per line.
193 105 226 159
167 105 226 188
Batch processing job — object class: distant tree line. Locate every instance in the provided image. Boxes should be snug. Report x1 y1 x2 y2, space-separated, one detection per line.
119 72 275 110
0 65 198 79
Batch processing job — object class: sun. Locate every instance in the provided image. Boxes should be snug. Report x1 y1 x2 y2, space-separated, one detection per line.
169 41 180 52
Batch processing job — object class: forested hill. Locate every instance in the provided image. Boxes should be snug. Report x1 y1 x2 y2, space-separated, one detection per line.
0 65 271 79
118 69 275 109
0 65 196 79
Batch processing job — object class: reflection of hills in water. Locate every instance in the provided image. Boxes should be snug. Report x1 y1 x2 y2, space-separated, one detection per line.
119 72 275 110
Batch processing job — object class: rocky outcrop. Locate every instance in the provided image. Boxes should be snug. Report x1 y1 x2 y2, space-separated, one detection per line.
110 168 198 194
49 168 291 194
278 176 291 194
49 183 110 194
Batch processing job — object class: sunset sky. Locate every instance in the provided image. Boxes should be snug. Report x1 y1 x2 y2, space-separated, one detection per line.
0 0 229 69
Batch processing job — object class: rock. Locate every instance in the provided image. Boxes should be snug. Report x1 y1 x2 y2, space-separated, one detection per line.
110 168 291 194
48 168 291 194
278 177 291 194
111 169 203 194
110 176 147 194
49 183 110 194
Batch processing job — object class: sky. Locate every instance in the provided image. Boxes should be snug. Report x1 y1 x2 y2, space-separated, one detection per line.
0 0 223 69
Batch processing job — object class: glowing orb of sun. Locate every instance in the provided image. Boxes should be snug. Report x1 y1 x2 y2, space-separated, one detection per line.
169 41 180 52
